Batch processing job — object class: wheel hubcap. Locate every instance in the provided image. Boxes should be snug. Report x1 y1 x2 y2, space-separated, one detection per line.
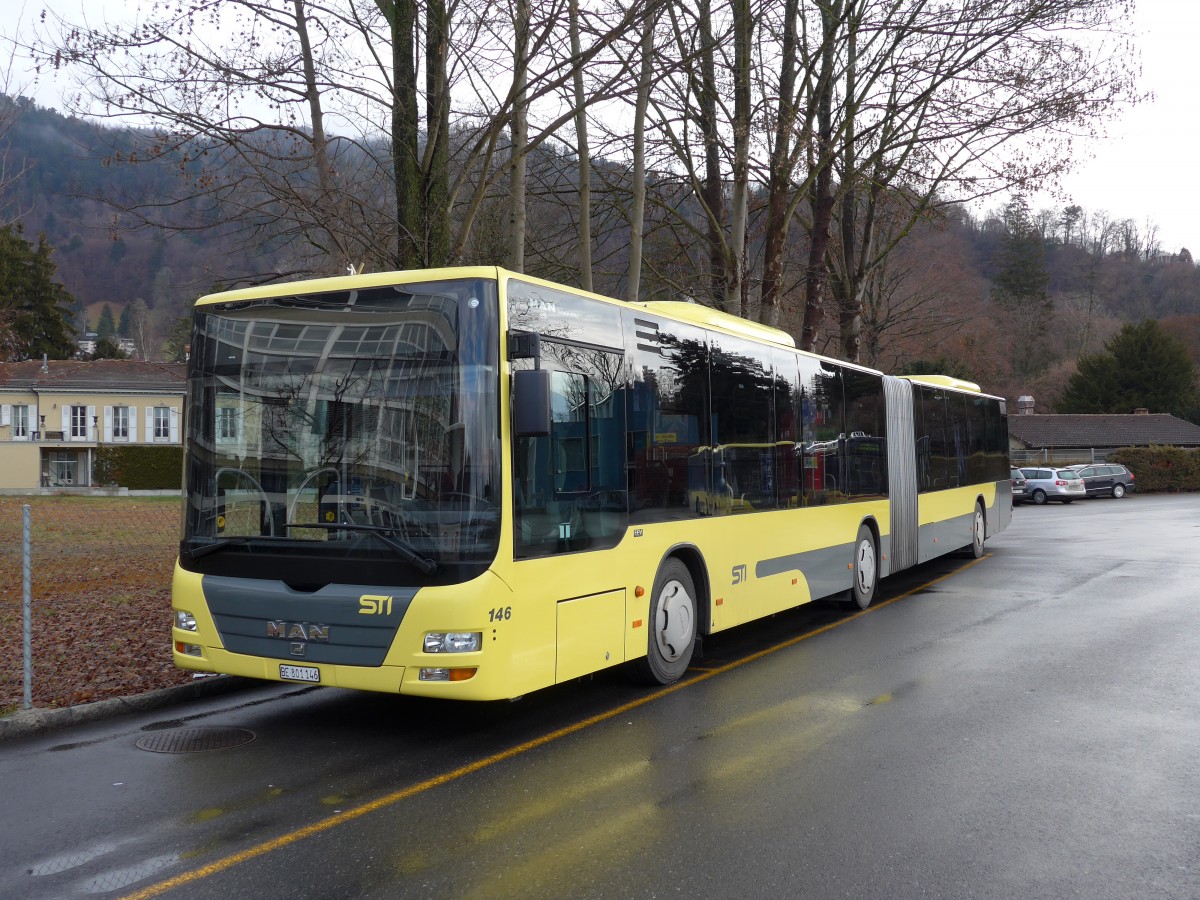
655 580 694 662
856 539 876 592
974 512 984 547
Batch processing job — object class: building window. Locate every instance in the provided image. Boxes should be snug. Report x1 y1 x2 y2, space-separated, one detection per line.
217 406 240 442
12 405 30 438
71 405 90 439
154 407 171 440
113 406 130 440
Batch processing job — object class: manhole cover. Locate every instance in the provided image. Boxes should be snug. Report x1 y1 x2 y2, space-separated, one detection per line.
135 727 256 754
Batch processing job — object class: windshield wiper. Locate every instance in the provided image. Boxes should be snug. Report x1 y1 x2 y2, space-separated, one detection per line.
181 540 274 561
288 522 438 574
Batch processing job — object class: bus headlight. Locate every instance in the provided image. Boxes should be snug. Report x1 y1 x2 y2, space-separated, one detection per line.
423 632 482 653
174 610 197 631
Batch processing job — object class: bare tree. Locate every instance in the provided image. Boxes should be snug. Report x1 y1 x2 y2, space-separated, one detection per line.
820 0 1143 361
28 0 643 281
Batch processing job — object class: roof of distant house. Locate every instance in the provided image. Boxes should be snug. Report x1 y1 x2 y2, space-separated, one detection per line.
1009 413 1200 448
0 359 186 393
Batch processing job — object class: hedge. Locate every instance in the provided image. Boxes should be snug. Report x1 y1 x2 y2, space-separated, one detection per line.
94 445 185 490
1109 446 1200 493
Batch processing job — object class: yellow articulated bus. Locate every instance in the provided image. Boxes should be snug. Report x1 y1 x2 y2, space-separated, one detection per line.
172 267 1011 699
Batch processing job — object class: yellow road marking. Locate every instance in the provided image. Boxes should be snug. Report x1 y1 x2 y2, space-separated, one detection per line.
123 555 989 899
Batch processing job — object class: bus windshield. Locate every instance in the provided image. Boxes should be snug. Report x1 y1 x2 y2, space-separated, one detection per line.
180 277 501 586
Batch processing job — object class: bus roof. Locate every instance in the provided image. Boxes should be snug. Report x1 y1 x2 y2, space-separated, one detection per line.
193 266 504 307
190 268 993 397
632 301 795 348
192 268 795 348
902 374 982 393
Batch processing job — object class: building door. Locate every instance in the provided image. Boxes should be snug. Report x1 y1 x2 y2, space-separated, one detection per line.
49 451 77 486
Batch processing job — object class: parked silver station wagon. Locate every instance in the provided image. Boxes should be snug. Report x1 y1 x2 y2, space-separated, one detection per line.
1018 467 1086 504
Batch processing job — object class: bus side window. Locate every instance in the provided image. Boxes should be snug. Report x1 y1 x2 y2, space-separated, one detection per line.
709 335 775 514
514 362 628 558
919 385 949 491
843 368 887 500
625 315 708 523
798 359 844 505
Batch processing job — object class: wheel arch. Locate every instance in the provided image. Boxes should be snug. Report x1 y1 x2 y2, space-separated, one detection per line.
859 514 882 553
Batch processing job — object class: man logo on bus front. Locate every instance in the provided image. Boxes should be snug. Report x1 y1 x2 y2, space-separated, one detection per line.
266 621 330 642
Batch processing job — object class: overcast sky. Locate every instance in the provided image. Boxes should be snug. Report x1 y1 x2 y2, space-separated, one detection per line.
2 0 1197 256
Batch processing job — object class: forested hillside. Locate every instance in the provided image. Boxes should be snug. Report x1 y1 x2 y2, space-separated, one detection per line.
0 99 293 352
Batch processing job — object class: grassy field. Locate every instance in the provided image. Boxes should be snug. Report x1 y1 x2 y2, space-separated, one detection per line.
0 495 194 714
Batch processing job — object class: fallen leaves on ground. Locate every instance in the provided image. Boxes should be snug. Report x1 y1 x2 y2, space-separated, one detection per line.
0 496 194 713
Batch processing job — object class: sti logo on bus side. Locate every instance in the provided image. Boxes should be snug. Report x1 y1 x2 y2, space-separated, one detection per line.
266 621 330 642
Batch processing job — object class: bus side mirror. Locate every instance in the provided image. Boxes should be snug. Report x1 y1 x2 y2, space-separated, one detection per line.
513 368 552 437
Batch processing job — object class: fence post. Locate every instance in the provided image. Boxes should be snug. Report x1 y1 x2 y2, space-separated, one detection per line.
22 503 32 710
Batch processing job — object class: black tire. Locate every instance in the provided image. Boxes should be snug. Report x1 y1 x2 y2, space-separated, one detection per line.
969 503 986 559
843 524 878 611
1032 489 1047 505
1112 484 1126 499
1062 499 1073 504
633 558 697 685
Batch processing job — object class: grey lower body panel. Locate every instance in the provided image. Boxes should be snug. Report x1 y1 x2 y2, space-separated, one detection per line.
916 510 975 564
756 542 855 603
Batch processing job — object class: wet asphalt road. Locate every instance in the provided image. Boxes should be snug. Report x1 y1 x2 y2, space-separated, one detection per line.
1 493 1198 899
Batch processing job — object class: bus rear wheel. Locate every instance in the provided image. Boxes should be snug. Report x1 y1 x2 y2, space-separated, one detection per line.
843 524 878 611
633 558 697 685
969 503 986 559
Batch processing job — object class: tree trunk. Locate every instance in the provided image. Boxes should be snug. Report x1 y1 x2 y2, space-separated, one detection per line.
508 0 530 272
760 0 799 329
836 18 861 362
696 0 725 309
569 0 592 291
727 0 752 316
626 2 656 302
800 1 841 353
292 1 347 262
379 0 420 269
425 0 451 267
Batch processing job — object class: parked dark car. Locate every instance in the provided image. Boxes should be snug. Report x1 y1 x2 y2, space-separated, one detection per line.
1065 463 1136 499
1010 467 1028 505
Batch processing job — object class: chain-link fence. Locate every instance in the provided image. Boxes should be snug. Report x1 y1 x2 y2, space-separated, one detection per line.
0 494 191 713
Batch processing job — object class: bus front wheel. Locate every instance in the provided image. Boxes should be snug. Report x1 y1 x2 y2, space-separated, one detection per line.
633 558 697 685
844 524 878 611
